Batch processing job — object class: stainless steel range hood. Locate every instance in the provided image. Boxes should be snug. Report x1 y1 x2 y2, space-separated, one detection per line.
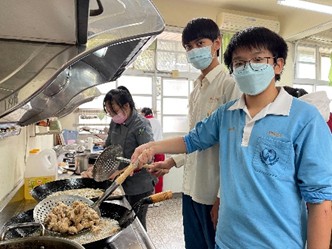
0 0 165 126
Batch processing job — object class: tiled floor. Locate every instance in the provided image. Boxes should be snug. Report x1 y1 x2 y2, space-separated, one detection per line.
146 193 185 249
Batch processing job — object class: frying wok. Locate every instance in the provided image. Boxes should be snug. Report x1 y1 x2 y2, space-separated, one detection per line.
31 178 123 202
2 202 131 249
0 222 84 249
0 236 85 249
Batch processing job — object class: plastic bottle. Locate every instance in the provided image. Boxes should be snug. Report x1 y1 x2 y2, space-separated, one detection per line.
24 148 58 200
87 137 94 152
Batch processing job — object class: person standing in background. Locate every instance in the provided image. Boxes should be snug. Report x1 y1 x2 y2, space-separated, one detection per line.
141 107 164 195
83 86 156 230
283 86 331 129
147 18 241 249
141 107 163 142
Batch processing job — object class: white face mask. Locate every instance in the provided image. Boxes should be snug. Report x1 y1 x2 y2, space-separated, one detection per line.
186 46 213 70
232 64 275 96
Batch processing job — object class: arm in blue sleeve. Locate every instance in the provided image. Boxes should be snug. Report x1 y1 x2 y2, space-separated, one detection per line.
183 107 222 154
297 113 332 203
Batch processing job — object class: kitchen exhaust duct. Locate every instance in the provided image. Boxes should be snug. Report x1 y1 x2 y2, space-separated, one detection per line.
0 0 165 126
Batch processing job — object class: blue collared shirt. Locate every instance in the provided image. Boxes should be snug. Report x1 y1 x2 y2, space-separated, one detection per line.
184 87 332 248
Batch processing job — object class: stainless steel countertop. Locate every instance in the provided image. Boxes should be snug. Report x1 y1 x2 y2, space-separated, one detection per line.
0 174 156 249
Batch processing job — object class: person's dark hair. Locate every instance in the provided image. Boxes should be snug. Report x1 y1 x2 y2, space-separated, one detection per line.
224 26 288 81
103 85 135 113
182 17 221 56
283 86 308 98
117 85 131 94
141 107 153 116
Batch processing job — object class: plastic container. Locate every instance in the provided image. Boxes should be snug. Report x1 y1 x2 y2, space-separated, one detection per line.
24 148 58 200
87 137 94 152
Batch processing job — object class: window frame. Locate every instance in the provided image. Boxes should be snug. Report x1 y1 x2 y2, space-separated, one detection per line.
76 29 199 136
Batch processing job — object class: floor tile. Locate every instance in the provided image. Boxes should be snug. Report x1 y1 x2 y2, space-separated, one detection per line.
146 194 185 249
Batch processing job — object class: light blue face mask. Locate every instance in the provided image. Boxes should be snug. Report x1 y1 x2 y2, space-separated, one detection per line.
186 46 213 70
232 63 275 96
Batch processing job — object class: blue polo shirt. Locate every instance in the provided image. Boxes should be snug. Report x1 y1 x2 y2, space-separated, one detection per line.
184 87 332 248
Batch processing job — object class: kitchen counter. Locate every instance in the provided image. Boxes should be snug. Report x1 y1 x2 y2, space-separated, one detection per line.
0 174 156 249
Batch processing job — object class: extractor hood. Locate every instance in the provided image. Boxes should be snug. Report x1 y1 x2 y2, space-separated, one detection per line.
0 0 165 126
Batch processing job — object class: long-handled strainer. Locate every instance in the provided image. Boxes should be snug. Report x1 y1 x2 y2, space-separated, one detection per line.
90 158 141 210
33 195 96 220
92 144 123 182
33 195 96 235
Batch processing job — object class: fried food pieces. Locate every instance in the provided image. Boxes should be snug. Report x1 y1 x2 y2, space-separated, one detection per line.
44 201 100 235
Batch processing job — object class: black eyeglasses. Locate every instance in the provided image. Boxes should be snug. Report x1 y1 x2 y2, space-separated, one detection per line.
232 56 275 72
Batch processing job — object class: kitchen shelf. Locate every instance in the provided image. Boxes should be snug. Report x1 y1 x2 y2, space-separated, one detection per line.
34 131 61 136
0 123 21 140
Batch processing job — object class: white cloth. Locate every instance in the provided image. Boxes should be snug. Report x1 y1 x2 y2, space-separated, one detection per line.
148 117 163 141
173 64 241 205
299 91 330 122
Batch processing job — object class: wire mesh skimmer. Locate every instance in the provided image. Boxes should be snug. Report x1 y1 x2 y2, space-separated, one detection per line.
92 144 123 182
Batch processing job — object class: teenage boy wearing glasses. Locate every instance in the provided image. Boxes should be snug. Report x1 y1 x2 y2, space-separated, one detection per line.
131 27 332 248
146 18 241 249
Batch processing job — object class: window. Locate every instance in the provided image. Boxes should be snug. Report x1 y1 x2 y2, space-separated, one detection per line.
320 55 330 81
77 29 199 136
294 43 332 110
77 81 116 132
296 46 316 79
156 39 199 73
162 78 191 133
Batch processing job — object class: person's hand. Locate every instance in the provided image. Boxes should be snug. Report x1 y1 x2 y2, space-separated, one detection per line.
81 166 93 178
94 140 105 146
131 142 155 168
147 158 175 176
210 197 220 230
109 169 124 180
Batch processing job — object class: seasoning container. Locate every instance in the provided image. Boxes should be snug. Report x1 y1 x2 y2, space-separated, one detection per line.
24 148 57 200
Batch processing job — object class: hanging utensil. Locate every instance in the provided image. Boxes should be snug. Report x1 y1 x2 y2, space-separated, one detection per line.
92 145 123 182
118 191 173 228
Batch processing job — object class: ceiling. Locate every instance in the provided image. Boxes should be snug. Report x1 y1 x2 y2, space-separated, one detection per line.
169 0 332 45
184 0 332 14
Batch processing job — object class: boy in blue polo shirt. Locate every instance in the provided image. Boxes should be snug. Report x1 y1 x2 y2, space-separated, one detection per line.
132 27 332 248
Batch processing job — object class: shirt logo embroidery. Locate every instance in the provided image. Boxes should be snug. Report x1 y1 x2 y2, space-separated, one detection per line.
260 148 279 166
138 127 146 135
268 131 282 137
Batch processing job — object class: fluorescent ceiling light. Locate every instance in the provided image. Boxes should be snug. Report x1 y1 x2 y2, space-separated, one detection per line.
277 0 332 15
